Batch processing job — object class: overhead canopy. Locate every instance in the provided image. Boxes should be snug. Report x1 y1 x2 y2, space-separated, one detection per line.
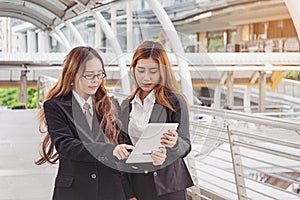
0 0 290 33
0 0 119 31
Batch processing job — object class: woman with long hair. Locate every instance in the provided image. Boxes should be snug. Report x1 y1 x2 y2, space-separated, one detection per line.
120 41 193 200
36 46 133 200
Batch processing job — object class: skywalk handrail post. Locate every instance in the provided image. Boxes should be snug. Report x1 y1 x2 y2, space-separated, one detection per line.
226 122 247 200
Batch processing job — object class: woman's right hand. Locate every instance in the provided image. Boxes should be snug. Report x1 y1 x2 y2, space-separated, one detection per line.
151 146 167 166
113 144 134 160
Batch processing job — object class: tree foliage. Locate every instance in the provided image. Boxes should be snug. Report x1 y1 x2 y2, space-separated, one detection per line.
285 71 300 81
0 88 41 109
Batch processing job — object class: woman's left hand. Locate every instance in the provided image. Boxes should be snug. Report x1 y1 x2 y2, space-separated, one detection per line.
151 147 167 166
113 144 134 160
161 130 178 148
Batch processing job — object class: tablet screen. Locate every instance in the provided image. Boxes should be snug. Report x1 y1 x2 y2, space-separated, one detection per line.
126 123 179 163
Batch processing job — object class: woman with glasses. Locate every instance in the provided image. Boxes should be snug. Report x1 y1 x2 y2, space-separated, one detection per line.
119 41 193 200
36 46 134 200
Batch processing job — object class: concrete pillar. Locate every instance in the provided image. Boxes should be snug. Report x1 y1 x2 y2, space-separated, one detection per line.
44 31 50 52
111 7 117 35
236 25 242 43
18 33 26 53
6 17 12 53
244 71 259 113
95 21 103 49
258 71 266 112
213 72 227 109
18 70 28 106
198 32 208 52
127 1 133 52
227 71 234 109
37 31 44 53
27 29 37 53
242 25 250 41
249 24 254 40
37 31 50 53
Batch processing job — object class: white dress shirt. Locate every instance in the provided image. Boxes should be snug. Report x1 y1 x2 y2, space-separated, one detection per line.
128 89 156 145
72 90 94 116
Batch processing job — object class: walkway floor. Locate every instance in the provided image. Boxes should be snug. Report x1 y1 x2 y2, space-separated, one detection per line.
0 109 57 200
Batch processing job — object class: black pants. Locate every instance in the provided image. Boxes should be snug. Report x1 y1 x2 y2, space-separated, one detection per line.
132 173 187 200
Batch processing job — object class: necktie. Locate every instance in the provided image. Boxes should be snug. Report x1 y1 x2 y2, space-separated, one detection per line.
83 103 93 130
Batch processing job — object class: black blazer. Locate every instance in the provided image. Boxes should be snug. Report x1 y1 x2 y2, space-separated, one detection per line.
43 92 126 200
119 92 194 197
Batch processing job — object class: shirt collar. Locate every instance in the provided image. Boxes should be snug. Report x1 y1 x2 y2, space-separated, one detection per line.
131 89 156 105
72 90 93 111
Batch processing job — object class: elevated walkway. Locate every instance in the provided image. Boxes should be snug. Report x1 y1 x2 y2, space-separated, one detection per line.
1 104 300 199
0 109 56 199
1 52 300 87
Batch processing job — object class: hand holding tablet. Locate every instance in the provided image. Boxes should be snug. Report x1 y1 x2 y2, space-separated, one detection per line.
126 123 179 163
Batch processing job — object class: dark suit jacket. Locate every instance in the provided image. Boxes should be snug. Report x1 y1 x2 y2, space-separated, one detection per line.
43 92 126 200
119 92 194 198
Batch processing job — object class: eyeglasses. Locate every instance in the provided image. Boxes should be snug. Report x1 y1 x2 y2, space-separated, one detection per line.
82 72 106 80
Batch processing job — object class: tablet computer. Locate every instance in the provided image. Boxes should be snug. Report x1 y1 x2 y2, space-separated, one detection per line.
126 123 179 163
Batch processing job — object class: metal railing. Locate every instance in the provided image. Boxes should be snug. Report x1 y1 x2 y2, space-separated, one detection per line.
36 75 58 108
188 105 300 200
269 78 300 99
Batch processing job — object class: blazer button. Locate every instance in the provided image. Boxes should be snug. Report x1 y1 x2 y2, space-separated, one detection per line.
153 172 157 176
91 173 97 179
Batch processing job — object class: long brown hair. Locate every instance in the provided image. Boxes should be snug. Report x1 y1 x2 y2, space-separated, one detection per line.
130 41 187 111
35 46 120 165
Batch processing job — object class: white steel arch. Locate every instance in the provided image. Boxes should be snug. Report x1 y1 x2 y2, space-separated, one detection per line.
66 21 86 46
145 0 194 105
92 11 131 95
54 29 72 51
284 0 300 40
50 32 64 47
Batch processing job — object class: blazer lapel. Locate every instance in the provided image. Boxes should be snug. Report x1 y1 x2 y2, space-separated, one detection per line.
56 92 103 143
120 99 131 134
71 94 96 142
58 92 73 117
149 103 167 123
94 112 106 142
